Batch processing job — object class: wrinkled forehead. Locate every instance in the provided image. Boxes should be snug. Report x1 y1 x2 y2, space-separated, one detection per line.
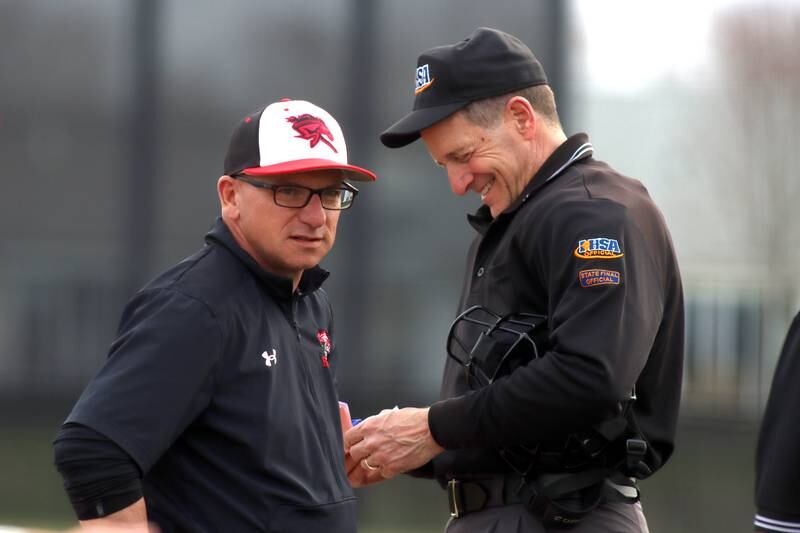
421 112 484 161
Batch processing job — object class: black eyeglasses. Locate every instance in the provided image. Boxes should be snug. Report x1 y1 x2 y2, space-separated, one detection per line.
233 175 358 210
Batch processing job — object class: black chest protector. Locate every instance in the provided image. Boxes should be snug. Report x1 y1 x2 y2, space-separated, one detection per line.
445 305 649 529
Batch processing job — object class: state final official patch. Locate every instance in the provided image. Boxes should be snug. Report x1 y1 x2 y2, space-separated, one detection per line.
579 269 621 288
574 237 624 259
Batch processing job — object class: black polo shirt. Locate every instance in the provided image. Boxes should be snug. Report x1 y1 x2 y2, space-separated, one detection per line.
64 218 356 533
427 134 685 482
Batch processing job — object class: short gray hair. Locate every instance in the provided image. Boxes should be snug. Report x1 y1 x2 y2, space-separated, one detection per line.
461 85 561 129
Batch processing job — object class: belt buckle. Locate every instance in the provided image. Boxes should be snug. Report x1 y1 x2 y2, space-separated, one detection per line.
448 479 462 518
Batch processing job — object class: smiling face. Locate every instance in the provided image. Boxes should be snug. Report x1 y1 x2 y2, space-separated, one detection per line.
420 104 537 218
218 169 343 288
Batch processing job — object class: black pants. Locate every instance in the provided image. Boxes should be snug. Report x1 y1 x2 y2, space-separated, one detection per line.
444 501 649 533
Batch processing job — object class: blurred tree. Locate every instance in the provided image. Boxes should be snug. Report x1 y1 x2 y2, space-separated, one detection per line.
709 6 800 306
688 6 800 412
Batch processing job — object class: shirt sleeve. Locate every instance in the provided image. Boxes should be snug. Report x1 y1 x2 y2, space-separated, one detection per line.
754 312 800 531
65 288 223 473
53 423 144 520
430 197 667 449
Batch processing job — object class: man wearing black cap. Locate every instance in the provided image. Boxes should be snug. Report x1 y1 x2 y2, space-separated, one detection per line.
345 27 684 532
53 99 375 532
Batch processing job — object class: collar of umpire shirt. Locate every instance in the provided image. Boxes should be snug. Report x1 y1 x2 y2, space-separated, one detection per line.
205 217 330 299
467 133 593 235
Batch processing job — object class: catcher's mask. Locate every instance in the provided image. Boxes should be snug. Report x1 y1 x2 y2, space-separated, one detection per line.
446 305 548 389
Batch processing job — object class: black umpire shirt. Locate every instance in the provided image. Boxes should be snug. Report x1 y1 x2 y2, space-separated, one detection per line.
755 311 800 532
61 218 356 532
426 134 685 483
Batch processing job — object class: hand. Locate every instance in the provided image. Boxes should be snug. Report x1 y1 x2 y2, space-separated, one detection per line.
343 407 444 480
344 450 385 487
340 401 384 487
77 525 157 532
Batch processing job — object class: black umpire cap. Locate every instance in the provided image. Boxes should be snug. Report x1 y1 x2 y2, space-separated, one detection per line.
380 27 548 148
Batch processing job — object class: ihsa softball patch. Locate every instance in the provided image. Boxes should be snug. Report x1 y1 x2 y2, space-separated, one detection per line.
574 237 624 259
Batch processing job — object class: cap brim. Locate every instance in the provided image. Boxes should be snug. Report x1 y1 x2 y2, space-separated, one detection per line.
380 101 468 148
241 158 376 182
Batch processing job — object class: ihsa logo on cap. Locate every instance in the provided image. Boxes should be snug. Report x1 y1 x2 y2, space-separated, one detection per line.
415 64 434 94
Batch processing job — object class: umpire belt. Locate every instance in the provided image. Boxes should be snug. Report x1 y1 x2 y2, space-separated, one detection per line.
446 474 639 519
447 475 526 518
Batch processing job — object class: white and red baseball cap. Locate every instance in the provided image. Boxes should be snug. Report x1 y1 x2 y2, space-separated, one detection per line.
223 99 377 181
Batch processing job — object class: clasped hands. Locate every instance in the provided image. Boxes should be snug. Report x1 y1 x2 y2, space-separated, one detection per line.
343 406 444 487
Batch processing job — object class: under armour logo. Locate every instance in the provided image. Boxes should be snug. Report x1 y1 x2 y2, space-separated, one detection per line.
262 349 277 367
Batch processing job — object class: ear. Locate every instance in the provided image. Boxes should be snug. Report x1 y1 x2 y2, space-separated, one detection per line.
504 96 536 140
218 175 240 220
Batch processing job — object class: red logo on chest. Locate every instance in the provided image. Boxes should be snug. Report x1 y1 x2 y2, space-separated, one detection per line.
317 330 332 368
287 114 338 153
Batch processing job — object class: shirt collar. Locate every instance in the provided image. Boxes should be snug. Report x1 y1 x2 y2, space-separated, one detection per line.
204 217 330 299
467 133 593 234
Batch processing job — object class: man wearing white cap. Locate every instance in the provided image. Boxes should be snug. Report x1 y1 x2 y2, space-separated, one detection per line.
53 99 376 533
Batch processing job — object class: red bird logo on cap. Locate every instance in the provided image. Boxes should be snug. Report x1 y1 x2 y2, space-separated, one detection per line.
286 114 338 153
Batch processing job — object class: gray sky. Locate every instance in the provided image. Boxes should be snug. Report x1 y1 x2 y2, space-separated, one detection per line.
573 0 796 93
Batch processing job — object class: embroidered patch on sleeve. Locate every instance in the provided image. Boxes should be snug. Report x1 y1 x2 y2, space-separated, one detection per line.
578 269 621 288
574 237 624 259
